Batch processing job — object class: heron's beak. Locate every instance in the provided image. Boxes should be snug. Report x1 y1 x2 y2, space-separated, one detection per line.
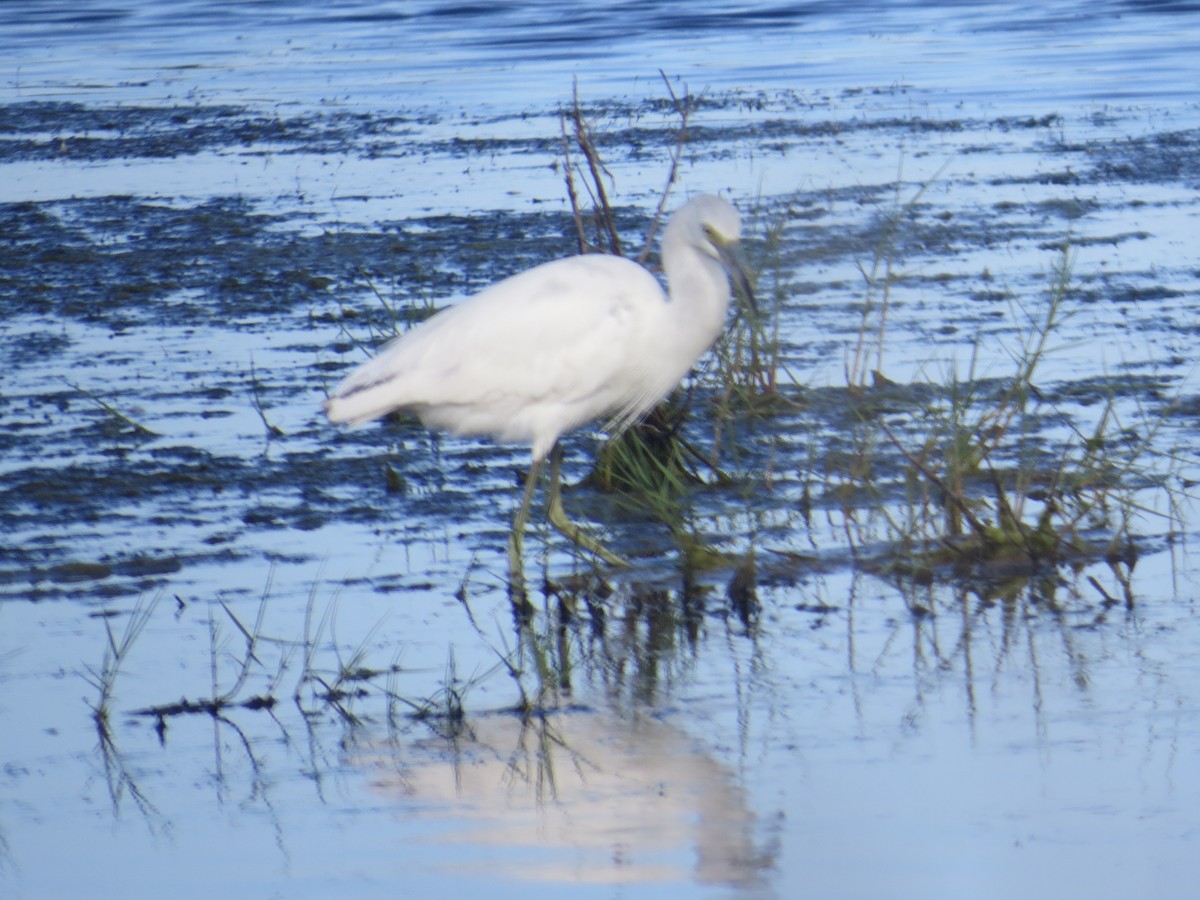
717 240 757 314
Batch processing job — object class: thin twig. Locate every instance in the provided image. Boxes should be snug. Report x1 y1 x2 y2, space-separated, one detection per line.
62 378 159 438
637 70 693 265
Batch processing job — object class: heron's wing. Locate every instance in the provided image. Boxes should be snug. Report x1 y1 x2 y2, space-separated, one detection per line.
325 254 667 436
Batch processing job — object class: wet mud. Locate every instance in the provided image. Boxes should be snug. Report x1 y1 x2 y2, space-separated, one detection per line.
2 93 1199 606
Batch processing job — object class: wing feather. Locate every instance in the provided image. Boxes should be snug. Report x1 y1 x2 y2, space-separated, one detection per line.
324 253 670 449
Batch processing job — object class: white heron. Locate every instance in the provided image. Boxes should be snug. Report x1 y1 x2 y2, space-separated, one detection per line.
324 194 752 592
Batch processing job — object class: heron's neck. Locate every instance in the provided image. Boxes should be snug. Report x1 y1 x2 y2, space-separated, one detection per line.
662 238 732 348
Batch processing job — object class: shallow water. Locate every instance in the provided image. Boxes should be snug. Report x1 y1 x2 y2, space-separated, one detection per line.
3 1 1200 897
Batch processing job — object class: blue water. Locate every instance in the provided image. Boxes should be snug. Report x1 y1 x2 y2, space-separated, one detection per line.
5 0 1200 112
3 2 1200 899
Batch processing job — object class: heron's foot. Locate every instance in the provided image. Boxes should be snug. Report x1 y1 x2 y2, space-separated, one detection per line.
546 493 629 568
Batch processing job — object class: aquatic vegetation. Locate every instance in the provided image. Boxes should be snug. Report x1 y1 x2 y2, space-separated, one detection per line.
83 592 160 733
321 81 772 603
7 4 1200 895
844 161 949 393
553 83 784 579
810 243 1181 582
316 88 1188 605
62 377 160 440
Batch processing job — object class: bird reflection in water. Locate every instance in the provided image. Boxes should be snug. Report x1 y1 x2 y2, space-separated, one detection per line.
356 706 773 887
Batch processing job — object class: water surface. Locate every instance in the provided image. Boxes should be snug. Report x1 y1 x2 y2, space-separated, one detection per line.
2 2 1200 898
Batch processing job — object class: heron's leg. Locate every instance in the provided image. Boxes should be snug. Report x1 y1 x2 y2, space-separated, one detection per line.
507 457 544 601
546 444 629 568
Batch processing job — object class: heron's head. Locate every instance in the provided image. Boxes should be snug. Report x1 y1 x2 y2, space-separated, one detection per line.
682 195 756 313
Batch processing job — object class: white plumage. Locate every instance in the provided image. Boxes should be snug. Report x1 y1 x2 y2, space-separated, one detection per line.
324 193 750 585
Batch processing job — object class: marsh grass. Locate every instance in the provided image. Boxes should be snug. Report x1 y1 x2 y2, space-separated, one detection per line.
315 87 1180 597
558 81 784 569
247 358 284 439
341 268 441 347
845 162 948 393
92 569 514 743
129 580 283 738
557 76 704 529
401 649 509 729
63 377 159 440
713 206 793 408
84 592 160 731
560 72 692 262
78 544 1157 836
829 242 1180 582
